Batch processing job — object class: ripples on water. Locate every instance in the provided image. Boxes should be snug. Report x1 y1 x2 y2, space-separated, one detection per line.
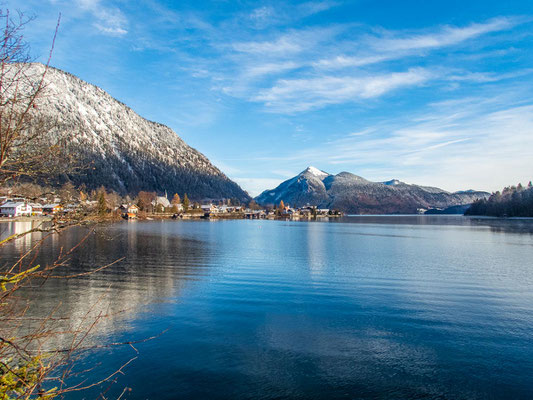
1 216 533 399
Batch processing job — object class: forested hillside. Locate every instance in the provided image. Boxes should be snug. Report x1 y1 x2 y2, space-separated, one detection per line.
23 63 250 202
465 182 533 217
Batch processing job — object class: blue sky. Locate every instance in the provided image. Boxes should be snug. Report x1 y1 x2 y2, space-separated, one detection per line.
6 0 533 196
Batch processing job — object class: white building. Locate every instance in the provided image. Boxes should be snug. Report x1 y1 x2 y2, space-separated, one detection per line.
29 203 43 216
0 202 32 217
154 196 171 209
200 204 218 213
218 205 237 213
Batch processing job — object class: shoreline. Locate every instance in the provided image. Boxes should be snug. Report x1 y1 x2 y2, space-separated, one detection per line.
4 214 531 224
142 212 344 220
0 216 52 223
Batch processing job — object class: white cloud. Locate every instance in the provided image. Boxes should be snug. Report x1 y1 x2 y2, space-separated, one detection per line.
254 68 434 112
447 69 533 83
348 128 375 137
314 17 520 71
243 61 300 79
313 54 390 69
94 24 127 36
296 1 340 17
75 0 128 36
231 26 339 56
249 6 276 25
233 35 302 54
246 1 339 29
370 17 517 52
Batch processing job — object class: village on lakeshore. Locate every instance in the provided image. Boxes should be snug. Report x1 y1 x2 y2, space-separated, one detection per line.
0 184 341 222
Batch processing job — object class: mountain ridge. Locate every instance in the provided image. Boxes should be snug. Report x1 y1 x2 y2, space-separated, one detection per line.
256 166 490 214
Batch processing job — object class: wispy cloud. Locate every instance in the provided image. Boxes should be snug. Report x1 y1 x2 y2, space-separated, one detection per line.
370 17 517 52
75 2 527 118
296 1 340 18
75 0 128 36
206 15 527 114
447 68 533 83
246 1 340 29
254 68 434 112
243 61 301 79
233 35 303 54
248 6 276 28
313 54 390 69
232 26 340 56
313 17 520 71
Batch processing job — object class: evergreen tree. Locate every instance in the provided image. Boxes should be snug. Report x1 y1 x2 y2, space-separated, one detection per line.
465 181 533 217
97 190 107 216
183 193 189 212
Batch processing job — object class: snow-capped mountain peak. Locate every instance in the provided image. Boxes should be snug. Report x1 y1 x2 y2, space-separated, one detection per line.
256 168 489 213
303 166 329 178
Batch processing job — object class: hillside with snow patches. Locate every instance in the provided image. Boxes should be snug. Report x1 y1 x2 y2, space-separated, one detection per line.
256 167 490 214
28 63 250 201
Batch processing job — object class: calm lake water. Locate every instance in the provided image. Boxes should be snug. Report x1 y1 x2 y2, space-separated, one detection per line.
2 216 533 399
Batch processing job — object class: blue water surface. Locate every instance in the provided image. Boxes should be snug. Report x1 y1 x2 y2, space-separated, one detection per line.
3 216 533 399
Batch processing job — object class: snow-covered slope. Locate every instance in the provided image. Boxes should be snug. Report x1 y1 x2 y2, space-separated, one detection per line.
28 63 249 201
256 167 490 214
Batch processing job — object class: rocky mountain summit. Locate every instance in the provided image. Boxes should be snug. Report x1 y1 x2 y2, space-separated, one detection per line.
27 63 249 201
256 167 489 214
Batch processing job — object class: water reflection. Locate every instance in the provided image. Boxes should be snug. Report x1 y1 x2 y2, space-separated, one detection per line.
306 222 328 277
336 215 533 234
1 218 532 399
0 220 50 252
2 221 212 350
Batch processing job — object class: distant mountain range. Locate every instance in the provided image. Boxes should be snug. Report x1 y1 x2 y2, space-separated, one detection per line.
27 64 250 201
255 166 490 214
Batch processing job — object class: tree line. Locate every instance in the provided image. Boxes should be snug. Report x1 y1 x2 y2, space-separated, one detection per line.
465 182 533 217
1 181 248 211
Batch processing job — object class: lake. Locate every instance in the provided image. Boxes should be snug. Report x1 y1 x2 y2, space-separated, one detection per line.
2 216 533 399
